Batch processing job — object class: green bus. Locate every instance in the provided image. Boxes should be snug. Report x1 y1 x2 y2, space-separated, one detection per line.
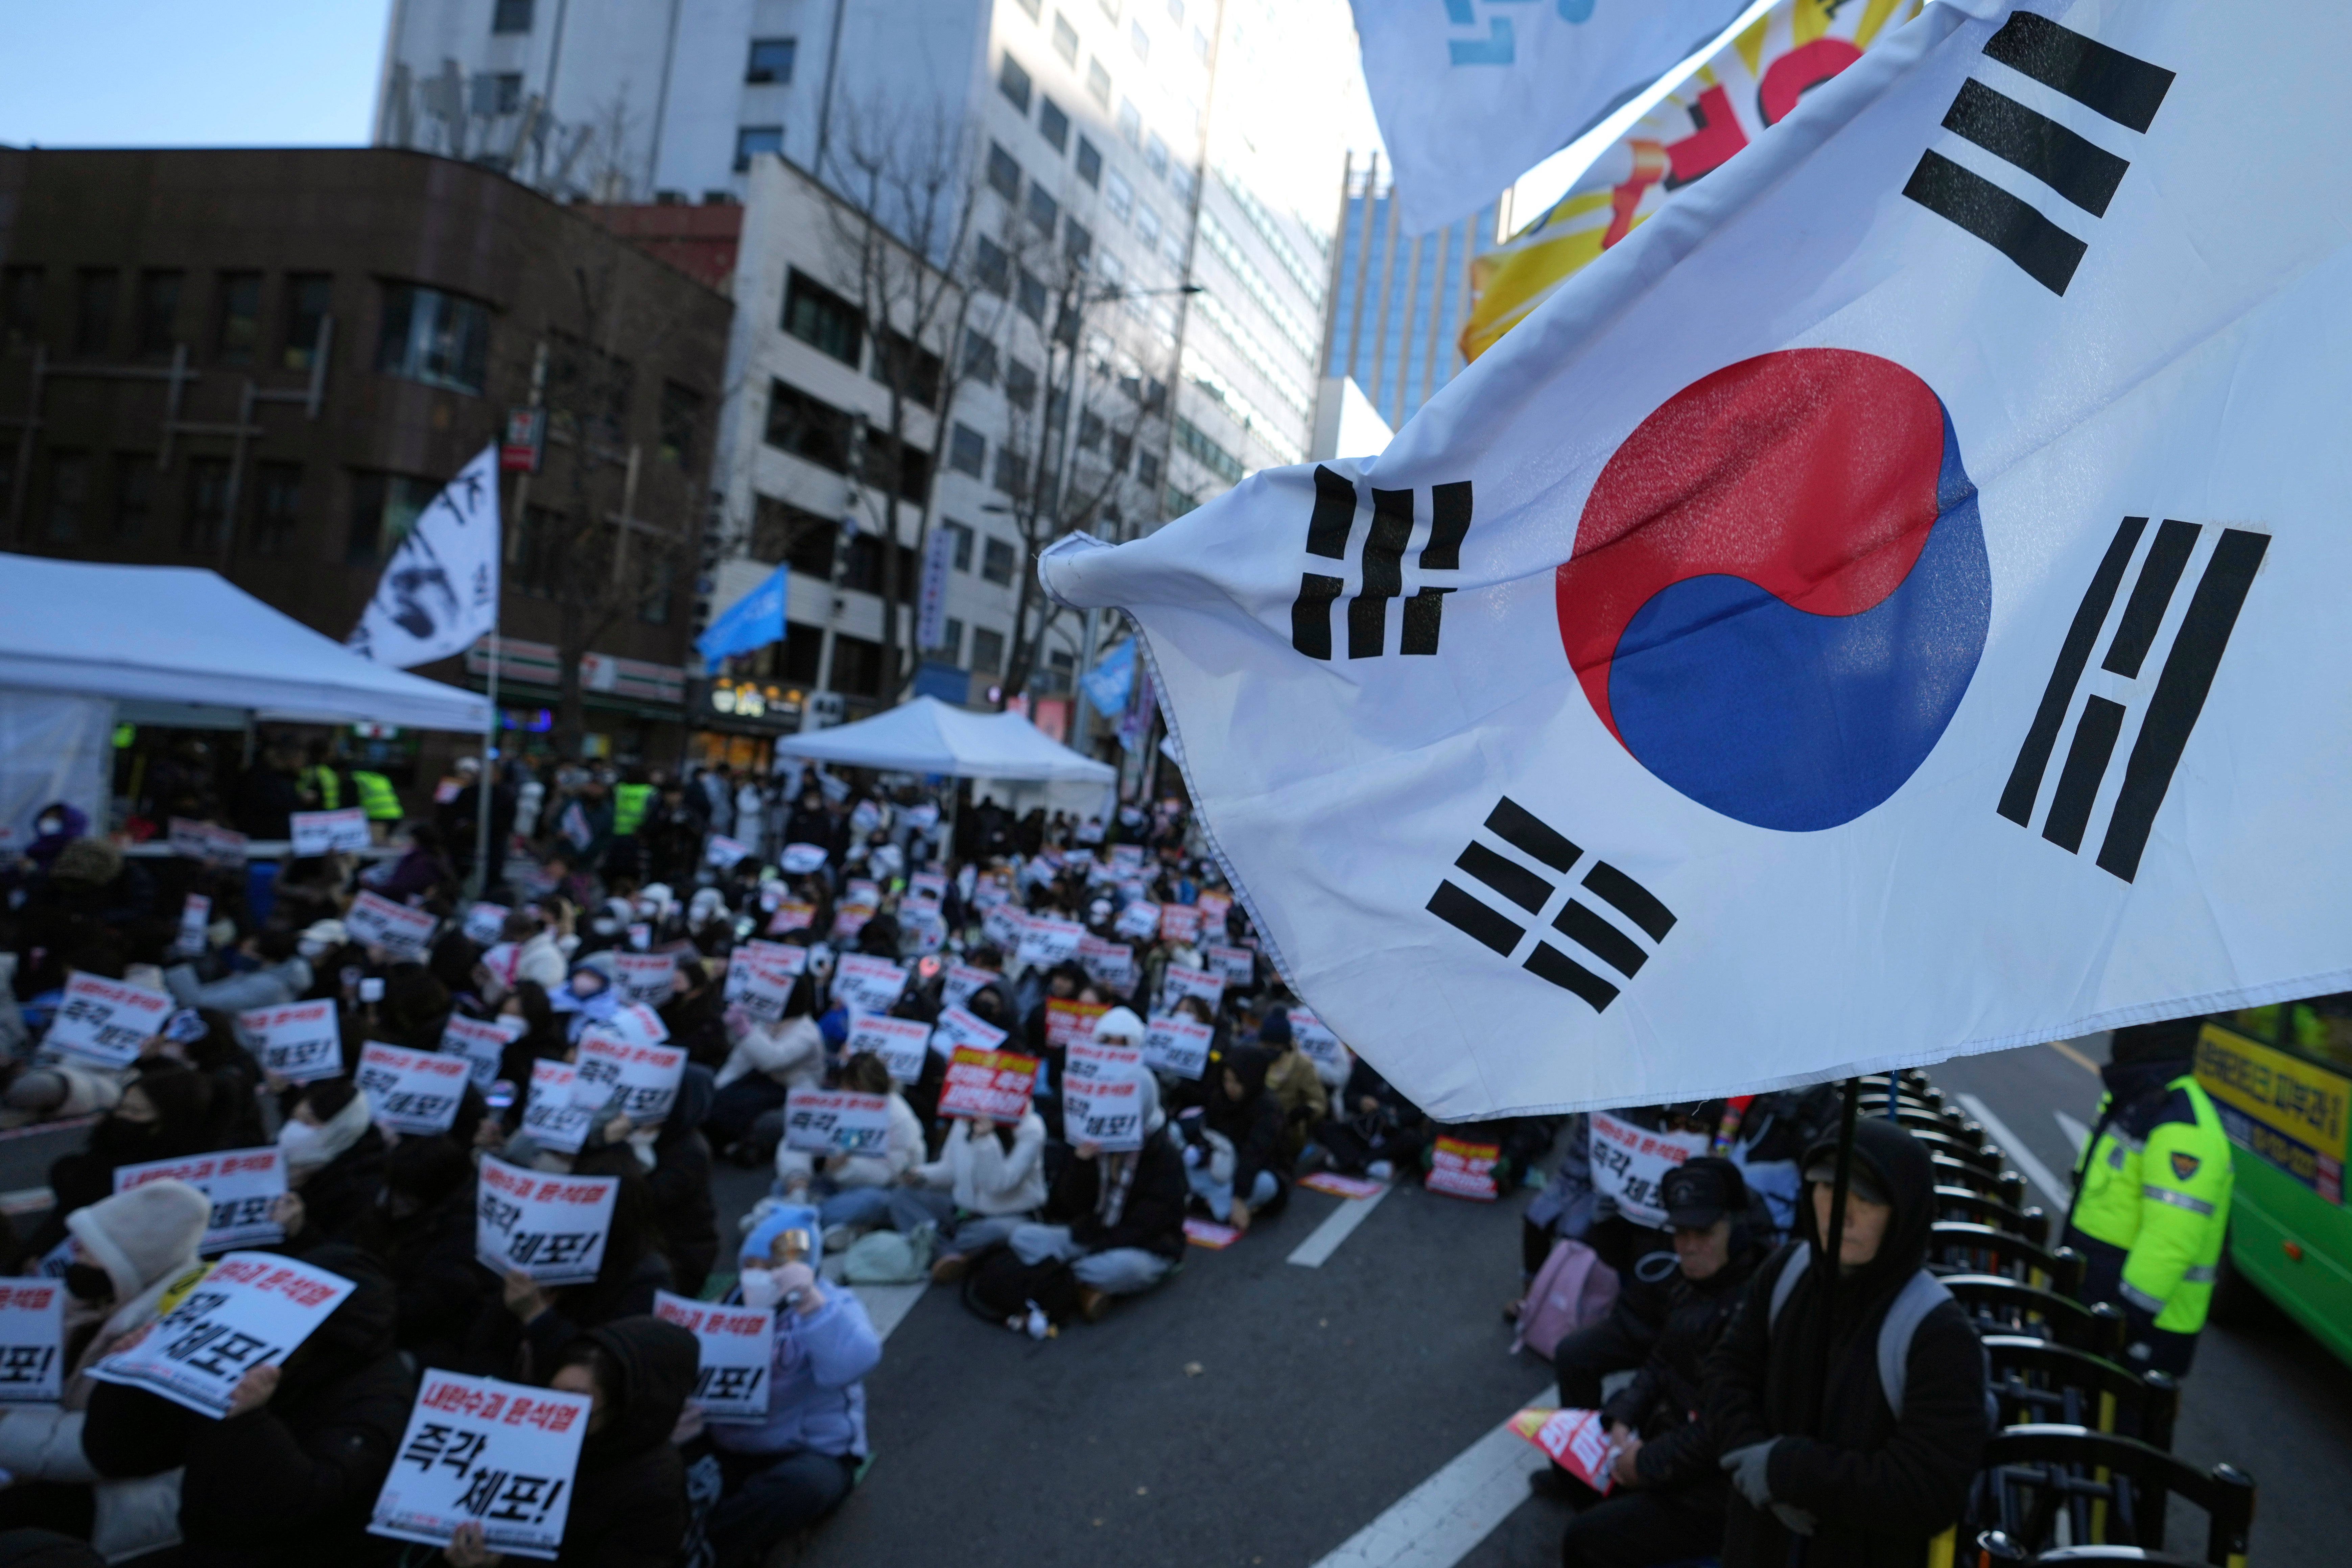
2196 1004 2352 1367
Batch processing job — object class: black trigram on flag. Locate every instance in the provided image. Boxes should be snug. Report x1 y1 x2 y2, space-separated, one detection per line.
1291 465 1469 660
1902 12 2174 295
1426 798 1675 1013
1998 518 2268 883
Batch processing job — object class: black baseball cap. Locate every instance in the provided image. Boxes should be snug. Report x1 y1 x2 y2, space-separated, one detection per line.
1802 1151 1889 1205
1662 1157 1747 1229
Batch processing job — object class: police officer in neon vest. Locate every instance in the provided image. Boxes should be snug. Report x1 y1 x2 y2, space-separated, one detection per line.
2062 1019 2233 1377
349 768 404 844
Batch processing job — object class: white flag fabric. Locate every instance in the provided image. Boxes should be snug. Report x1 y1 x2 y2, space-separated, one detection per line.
1352 0 1752 235
1044 0 2352 1119
347 444 500 668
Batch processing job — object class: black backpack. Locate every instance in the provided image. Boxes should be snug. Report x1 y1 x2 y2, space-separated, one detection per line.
961 1241 1081 1326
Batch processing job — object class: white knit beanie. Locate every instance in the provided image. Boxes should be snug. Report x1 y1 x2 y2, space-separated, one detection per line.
1092 1006 1147 1046
68 1179 210 1301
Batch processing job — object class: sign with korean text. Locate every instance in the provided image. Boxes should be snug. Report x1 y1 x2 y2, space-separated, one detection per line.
522 1060 592 1155
728 947 807 1024
779 843 828 875
169 817 247 865
845 1013 930 1083
1044 998 1111 1051
766 900 817 936
462 902 511 947
613 952 677 1008
704 834 753 868
89 1253 355 1418
781 1088 892 1157
475 1158 617 1285
1427 1136 1503 1202
982 905 1026 952
937 1047 1037 1124
1141 1014 1212 1079
290 807 372 857
2197 1022 2349 1204
0 1283 64 1403
1077 936 1137 992
347 892 437 963
906 870 946 908
929 1005 1008 1061
831 954 909 1015
47 973 172 1068
1064 1040 1140 1082
654 1291 773 1422
942 965 996 1011
1158 904 1203 944
369 1370 589 1560
574 1034 687 1123
1507 1406 1616 1496
442 1013 525 1089
115 1147 286 1253
1156 964 1224 1016
1203 944 1255 987
1195 890 1233 926
596 1002 670 1048
176 894 212 956
351 1043 466 1135
1017 916 1086 970
1064 1072 1145 1151
1115 901 1161 941
1287 1008 1350 1076
1588 1112 1708 1227
237 998 344 1084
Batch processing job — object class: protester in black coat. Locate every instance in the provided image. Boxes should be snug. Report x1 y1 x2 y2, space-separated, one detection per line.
367 1135 490 1371
1705 1117 1989 1568
32 1064 220 1253
84 1244 413 1567
280 1080 387 1250
1044 1124 1187 1262
467 1148 674 1383
644 1067 719 1297
508 1316 697 1568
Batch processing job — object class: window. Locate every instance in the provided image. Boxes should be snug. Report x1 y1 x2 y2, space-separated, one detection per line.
1109 429 1132 470
215 272 260 364
1078 410 1105 450
782 269 862 365
1074 137 1103 189
1005 357 1039 410
76 269 117 356
746 38 797 82
998 52 1033 113
1176 415 1242 482
1169 161 1196 203
112 455 154 541
1130 20 1151 59
782 622 824 683
764 380 855 473
750 495 832 565
475 73 523 114
1085 58 1112 106
986 143 1022 202
1015 270 1048 324
547 328 633 445
1051 13 1079 64
1042 649 1076 694
1137 450 1161 488
659 381 704 467
1118 98 1142 146
832 635 888 697
982 536 1017 586
283 274 331 370
993 445 1027 495
43 452 88 543
1161 227 1187 269
973 235 1010 293
945 520 974 571
842 537 920 602
511 505 564 596
971 626 1006 675
4 267 42 350
935 617 965 661
345 470 437 565
492 0 533 32
376 283 490 394
1144 131 1169 178
1143 375 1166 411
1038 97 1069 153
1135 204 1160 245
872 328 943 406
1165 482 1197 517
137 271 184 356
182 457 232 551
251 462 302 557
1192 24 1210 60
960 328 998 384
1064 219 1092 264
735 125 783 169
1025 182 1059 235
638 559 675 624
949 423 986 477
867 431 935 503
1097 251 1124 288
1104 169 1133 220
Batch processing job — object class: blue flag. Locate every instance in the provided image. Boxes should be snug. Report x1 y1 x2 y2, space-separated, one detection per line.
697 564 789 665
1079 638 1136 718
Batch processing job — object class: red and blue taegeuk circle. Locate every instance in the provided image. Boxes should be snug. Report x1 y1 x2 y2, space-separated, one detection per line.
1556 349 1990 832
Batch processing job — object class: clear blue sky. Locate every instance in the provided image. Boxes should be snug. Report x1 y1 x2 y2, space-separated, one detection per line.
0 2 394 149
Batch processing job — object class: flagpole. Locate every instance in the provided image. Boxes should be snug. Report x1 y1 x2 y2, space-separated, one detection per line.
474 621 499 903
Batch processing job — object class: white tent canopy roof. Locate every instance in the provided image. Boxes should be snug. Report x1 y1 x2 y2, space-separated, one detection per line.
0 553 492 731
774 696 1115 782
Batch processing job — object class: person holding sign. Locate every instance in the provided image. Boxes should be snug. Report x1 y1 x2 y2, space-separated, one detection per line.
274 1080 385 1252
30 1064 222 1257
1253 1009 1330 1154
905 1097 1051 1280
708 972 824 1162
474 1148 675 1389
1015 1064 1186 1320
162 926 313 1017
1194 1047 1288 1234
775 1055 924 1240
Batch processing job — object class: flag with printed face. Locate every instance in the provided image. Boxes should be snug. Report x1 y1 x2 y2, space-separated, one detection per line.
347 445 500 668
1461 0 1925 363
1042 0 2352 1119
1352 0 1753 236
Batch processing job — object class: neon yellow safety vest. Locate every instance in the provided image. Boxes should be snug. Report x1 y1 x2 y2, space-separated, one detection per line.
612 783 654 837
351 770 402 822
299 765 342 811
2072 1072 2233 1335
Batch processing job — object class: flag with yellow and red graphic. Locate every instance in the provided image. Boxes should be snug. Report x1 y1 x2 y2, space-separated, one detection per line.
1462 0 1923 364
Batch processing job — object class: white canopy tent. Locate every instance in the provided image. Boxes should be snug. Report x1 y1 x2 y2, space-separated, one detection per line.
774 696 1115 784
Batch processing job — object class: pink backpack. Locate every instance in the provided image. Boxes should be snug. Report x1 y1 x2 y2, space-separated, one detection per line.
1511 1239 1620 1359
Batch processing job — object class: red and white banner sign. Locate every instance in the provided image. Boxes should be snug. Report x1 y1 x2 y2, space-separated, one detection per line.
1044 998 1111 1051
370 1370 591 1559
831 954 909 1015
1141 1014 1212 1079
290 807 371 856
575 1034 687 1123
1589 1111 1709 1229
115 1147 286 1253
357 1043 469 1135
928 1005 1008 1060
48 973 173 1068
613 952 677 1008
522 1060 592 1154
238 998 344 1083
1427 1136 1502 1202
844 1013 931 1084
937 1047 1037 1124
441 1013 525 1089
475 1157 617 1285
654 1291 773 1422
90 1253 356 1418
781 1088 893 1156
347 892 437 963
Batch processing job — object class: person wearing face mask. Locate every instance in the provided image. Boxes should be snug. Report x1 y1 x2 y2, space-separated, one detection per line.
467 1147 673 1384
366 1133 492 1371
708 974 824 1161
773 1053 923 1241
1020 1062 1187 1320
705 1210 881 1568
445 1315 699 1568
21 802 88 875
31 1066 218 1254
162 924 311 1016
1705 1117 1989 1568
273 1080 386 1252
493 980 570 1101
0 1180 209 1555
293 920 354 1003
640 1066 720 1298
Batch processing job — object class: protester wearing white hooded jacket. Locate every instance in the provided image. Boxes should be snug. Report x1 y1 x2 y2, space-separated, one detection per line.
776 1053 925 1238
0 1180 209 1558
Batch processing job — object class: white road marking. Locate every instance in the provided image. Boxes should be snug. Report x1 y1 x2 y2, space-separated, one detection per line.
1308 1384 1554 1568
2054 1111 2093 1161
1288 1184 1393 1268
1956 1092 2070 1214
857 1281 926 1342
0 1188 51 1218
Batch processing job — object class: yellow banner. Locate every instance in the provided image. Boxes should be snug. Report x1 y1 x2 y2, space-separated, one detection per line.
2197 1022 2351 1164
1461 0 1922 364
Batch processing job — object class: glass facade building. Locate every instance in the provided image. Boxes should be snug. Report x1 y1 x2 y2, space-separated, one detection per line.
1322 152 1500 433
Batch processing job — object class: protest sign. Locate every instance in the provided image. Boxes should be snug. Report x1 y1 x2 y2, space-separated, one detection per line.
941 964 995 1011
1076 936 1136 991
575 1035 687 1123
844 1013 930 1084
115 1147 286 1253
47 973 172 1068
1286 1009 1350 1076
937 1047 1037 1123
1110 844 1145 871
1183 1218 1240 1250
462 902 510 946
289 807 371 856
626 922 651 952
704 834 752 868
779 842 828 875
1589 1112 1709 1229
831 954 908 1015
928 1005 1008 1061
0 1283 63 1403
829 905 874 943
901 907 946 956
89 1252 355 1418
521 1061 594 1155
1140 1014 1212 1079
1507 1406 1616 1496
971 880 1011 912
238 998 344 1083
369 1370 591 1560
781 1089 893 1157
475 1157 617 1285
1203 945 1255 987
1063 1073 1145 1152
168 817 247 865
441 1013 525 1089
1157 904 1203 944
728 949 807 1024
905 870 946 908
1156 964 1224 1016
347 892 437 962
848 800 880 836
653 1291 773 1422
1299 1170 1386 1200
766 901 816 935
981 905 1026 952
559 801 594 852
1114 901 1160 941
1016 916 1085 969
357 1044 469 1136
1043 998 1110 1051
904 803 939 832
595 1003 669 1048
844 877 881 910
1426 1136 1503 1201
176 894 212 956
1064 1040 1141 1082
613 952 677 1008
